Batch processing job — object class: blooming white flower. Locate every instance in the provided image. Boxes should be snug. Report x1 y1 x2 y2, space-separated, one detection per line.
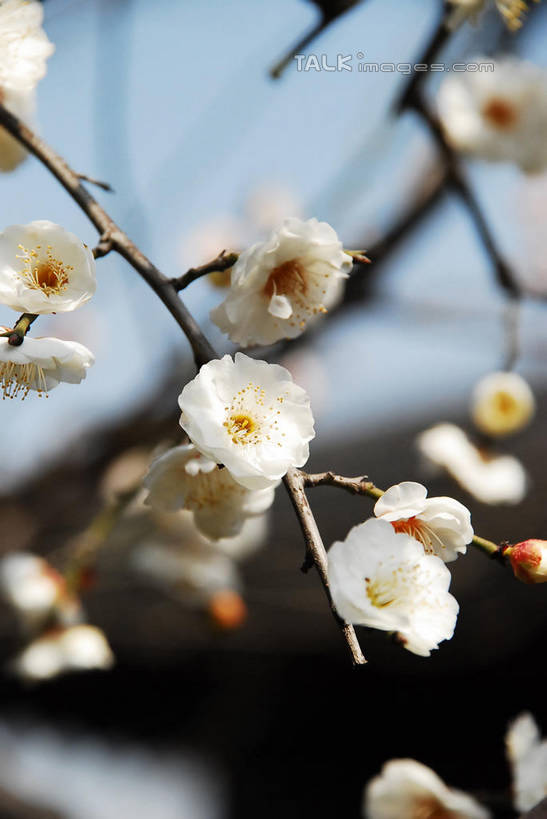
374 481 473 563
143 443 276 540
0 220 96 314
506 713 547 812
447 0 537 30
327 519 459 656
0 0 54 92
0 332 94 398
0 85 35 172
417 423 527 505
178 352 315 490
471 371 535 437
210 217 352 346
11 624 114 682
364 758 490 819
438 57 547 173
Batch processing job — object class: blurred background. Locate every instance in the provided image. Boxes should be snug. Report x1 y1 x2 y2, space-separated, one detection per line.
1 0 547 816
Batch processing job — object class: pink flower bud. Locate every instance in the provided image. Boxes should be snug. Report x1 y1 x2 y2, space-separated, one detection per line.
506 539 547 584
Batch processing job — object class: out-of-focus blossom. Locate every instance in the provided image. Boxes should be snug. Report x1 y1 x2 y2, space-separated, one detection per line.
0 85 34 172
0 331 94 398
207 589 248 630
328 519 459 656
210 218 351 345
0 552 79 629
0 221 96 314
154 509 269 562
374 481 473 563
178 353 315 490
506 713 547 812
417 423 527 506
438 57 547 173
505 539 547 583
11 624 114 682
144 443 276 539
447 0 538 30
471 371 535 437
0 0 54 93
133 541 241 605
245 184 302 233
363 758 490 819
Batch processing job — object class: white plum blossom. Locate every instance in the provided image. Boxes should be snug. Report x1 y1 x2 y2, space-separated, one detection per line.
0 332 94 398
364 758 491 819
0 220 96 314
447 0 537 30
210 217 352 345
327 519 459 656
438 57 547 173
471 371 535 437
11 624 114 682
0 0 54 93
417 423 527 506
178 352 315 490
374 481 473 563
506 713 547 812
143 443 276 539
0 85 35 172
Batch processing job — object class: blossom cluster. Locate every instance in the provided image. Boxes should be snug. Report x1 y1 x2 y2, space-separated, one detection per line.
328 482 473 656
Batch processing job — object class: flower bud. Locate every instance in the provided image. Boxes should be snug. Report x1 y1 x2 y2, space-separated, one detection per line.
208 590 247 630
506 539 547 584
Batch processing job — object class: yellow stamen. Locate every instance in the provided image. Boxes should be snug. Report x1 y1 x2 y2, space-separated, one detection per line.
17 243 72 297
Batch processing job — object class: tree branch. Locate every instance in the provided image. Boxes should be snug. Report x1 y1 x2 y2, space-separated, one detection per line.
284 468 366 666
0 101 365 666
170 251 239 292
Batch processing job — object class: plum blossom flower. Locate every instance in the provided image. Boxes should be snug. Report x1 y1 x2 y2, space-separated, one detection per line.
327 519 459 656
363 758 490 819
417 423 527 506
178 352 315 490
447 0 538 30
0 221 96 314
0 552 80 630
506 713 547 812
374 481 473 563
471 371 535 437
438 57 547 173
0 332 94 398
505 539 547 583
143 443 277 539
210 217 352 345
11 624 114 682
0 0 54 93
0 85 35 172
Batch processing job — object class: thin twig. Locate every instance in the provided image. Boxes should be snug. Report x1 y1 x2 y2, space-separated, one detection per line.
77 172 114 193
284 468 366 666
0 101 365 665
171 251 239 292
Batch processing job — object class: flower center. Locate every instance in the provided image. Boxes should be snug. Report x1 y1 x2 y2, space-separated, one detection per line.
223 382 286 447
0 360 48 400
263 259 307 301
391 517 443 555
482 97 518 130
17 244 72 296
497 0 530 30
365 576 397 608
494 389 518 416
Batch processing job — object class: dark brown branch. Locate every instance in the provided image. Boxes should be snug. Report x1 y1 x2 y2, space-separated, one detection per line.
0 103 215 369
396 12 450 113
0 101 365 665
302 470 383 499
171 251 239 292
283 468 366 666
